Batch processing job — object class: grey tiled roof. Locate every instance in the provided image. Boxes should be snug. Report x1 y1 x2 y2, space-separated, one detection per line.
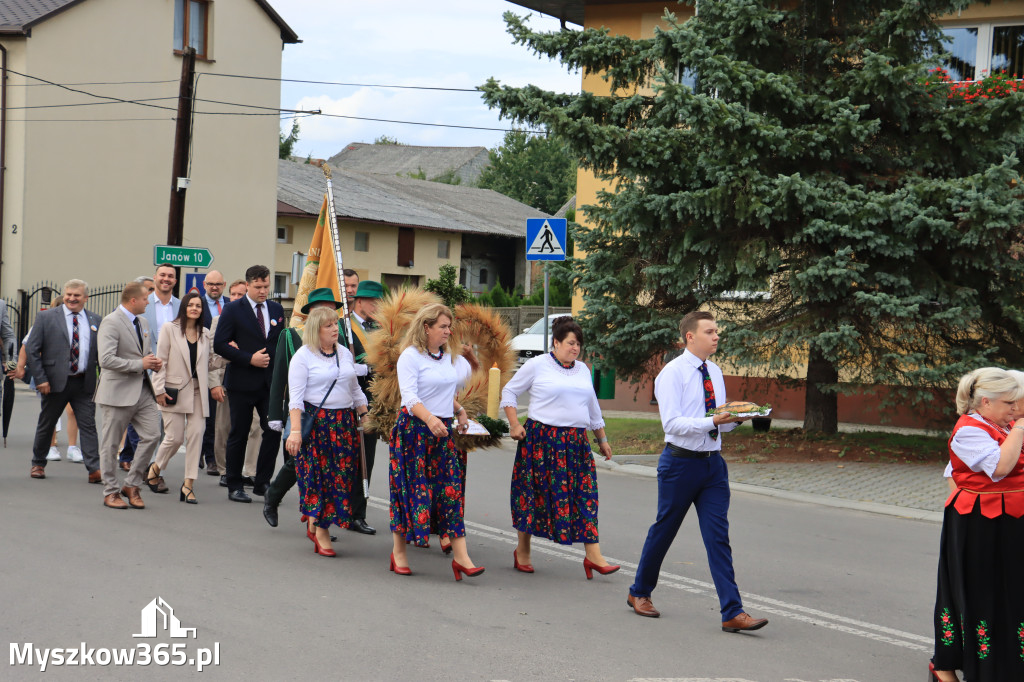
0 0 82 32
278 160 545 238
0 0 298 41
326 143 490 185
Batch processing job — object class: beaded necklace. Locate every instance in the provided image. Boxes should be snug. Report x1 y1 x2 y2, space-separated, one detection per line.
549 351 574 370
426 348 444 361
319 347 337 359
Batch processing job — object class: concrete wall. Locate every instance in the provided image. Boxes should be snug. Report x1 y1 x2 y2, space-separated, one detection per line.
0 0 288 295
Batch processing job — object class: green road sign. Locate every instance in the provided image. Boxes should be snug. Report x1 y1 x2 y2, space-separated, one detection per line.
153 245 214 268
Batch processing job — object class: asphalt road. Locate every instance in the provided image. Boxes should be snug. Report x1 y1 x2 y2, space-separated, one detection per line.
0 388 940 681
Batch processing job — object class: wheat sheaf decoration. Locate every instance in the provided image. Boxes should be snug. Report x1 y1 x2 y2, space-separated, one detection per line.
366 290 516 451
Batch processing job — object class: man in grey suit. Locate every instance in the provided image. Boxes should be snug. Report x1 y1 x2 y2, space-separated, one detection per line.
94 282 163 510
25 279 102 482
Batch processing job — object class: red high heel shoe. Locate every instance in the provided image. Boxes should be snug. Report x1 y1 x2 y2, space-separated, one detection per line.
440 538 453 555
301 514 308 523
583 557 620 580
513 549 534 573
452 559 485 581
312 534 336 558
390 553 412 576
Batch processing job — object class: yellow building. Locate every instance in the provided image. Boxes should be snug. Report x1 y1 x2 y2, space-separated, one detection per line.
0 0 297 308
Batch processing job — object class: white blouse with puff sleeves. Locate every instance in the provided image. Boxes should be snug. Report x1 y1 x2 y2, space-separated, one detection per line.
397 346 472 418
288 344 367 412
500 353 605 431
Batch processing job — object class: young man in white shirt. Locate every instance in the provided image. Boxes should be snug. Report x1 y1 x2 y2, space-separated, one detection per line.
627 311 768 633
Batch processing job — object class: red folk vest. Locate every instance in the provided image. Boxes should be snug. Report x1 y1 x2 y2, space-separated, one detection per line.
947 414 1024 518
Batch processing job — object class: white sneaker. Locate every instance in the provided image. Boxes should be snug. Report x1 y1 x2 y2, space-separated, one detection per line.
67 445 83 463
46 446 61 461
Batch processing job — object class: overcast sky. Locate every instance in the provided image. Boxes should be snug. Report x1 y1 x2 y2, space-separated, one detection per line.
270 0 581 160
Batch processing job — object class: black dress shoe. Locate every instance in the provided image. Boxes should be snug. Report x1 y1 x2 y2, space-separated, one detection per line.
219 475 228 488
228 489 252 503
349 519 376 535
198 458 204 470
241 476 256 487
263 501 279 527
206 467 220 476
251 483 268 496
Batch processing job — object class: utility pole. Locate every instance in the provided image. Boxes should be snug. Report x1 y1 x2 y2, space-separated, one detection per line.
166 47 196 297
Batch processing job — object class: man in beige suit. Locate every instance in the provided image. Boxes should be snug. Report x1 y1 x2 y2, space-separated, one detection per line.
209 279 260 486
95 282 163 510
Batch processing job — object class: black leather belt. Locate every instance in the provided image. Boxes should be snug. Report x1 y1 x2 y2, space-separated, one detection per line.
666 444 719 459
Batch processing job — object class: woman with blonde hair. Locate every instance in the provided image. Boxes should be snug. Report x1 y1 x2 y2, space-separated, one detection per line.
388 303 482 580
284 305 368 558
930 367 1024 681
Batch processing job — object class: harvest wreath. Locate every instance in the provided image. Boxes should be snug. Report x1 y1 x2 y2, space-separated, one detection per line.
365 289 516 451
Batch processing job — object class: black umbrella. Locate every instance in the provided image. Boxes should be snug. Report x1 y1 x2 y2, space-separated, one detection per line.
2 376 14 446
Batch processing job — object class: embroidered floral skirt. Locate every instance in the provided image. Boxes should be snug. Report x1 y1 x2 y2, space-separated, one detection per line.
511 419 599 545
933 489 1024 679
389 409 466 547
295 405 357 530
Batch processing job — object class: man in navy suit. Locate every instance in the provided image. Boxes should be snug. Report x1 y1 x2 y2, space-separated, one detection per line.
213 265 284 503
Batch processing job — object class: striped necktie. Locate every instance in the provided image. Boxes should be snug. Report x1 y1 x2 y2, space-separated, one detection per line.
70 313 80 373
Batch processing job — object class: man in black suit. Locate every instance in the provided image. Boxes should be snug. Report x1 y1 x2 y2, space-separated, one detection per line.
25 279 103 482
213 265 284 503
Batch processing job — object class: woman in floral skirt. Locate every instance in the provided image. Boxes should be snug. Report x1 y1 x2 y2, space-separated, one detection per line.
284 306 369 558
931 367 1024 681
389 303 482 580
500 316 619 579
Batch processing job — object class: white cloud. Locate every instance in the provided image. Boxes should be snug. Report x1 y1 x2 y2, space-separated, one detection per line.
271 0 580 156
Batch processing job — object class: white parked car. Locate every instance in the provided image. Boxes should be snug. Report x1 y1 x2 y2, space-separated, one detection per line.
511 314 572 366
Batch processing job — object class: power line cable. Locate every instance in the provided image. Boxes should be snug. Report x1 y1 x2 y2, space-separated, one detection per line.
8 79 179 87
206 72 480 92
3 68 543 132
6 97 180 110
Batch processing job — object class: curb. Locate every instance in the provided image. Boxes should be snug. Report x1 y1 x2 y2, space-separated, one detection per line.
594 456 943 523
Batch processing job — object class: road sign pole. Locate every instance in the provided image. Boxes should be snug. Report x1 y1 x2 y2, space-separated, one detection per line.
543 261 549 354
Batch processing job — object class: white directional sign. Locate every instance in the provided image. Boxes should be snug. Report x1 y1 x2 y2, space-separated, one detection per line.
526 218 567 261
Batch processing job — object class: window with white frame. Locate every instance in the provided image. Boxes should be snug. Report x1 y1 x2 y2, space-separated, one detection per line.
937 22 1024 80
437 239 450 259
273 273 290 299
354 231 369 252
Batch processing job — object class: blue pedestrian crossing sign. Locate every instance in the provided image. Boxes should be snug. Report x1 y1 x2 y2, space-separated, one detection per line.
526 218 567 261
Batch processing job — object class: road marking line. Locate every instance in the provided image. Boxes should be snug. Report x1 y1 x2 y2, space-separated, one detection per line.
367 497 930 653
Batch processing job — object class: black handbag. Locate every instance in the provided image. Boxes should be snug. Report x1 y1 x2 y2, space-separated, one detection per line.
163 386 179 405
300 352 338 444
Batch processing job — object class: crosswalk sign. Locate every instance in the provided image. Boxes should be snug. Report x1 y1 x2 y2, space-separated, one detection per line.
526 218 567 261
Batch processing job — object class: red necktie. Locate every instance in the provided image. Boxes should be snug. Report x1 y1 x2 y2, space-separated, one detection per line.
216 299 222 314
256 303 266 337
699 362 718 439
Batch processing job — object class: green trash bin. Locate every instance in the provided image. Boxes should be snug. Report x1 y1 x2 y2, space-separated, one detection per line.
592 367 616 400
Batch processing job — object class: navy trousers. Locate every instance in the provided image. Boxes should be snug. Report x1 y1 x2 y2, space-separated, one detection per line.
629 447 743 620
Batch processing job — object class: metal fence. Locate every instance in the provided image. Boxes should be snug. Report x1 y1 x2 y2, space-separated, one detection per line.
492 305 572 334
3 280 127 345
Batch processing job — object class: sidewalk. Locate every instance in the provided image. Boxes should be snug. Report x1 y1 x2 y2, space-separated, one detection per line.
595 410 946 522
